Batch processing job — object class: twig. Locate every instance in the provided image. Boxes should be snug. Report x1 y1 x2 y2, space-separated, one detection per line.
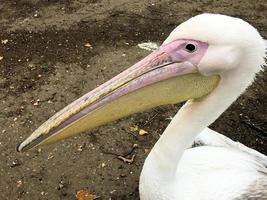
117 154 135 164
142 113 158 127
122 127 138 139
123 144 138 157
241 119 267 140
101 144 138 156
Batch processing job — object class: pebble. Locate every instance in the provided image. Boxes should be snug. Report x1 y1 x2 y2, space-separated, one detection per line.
77 145 83 152
84 43 93 49
101 162 106 168
1 39 8 44
10 159 21 168
16 180 23 188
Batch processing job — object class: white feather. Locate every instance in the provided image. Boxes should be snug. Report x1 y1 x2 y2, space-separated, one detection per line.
138 42 159 52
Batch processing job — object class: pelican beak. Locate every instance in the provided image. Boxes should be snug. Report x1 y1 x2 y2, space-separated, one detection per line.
18 40 219 152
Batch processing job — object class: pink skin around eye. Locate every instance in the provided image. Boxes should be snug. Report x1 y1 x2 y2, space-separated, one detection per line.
160 39 209 65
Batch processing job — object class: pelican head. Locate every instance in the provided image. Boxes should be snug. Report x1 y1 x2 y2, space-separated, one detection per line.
17 13 266 152
165 14 265 77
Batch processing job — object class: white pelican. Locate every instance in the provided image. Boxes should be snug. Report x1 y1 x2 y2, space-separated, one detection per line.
18 14 267 200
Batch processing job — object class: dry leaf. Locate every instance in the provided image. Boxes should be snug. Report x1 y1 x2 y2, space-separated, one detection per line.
129 125 139 132
84 43 93 48
76 189 98 200
129 125 148 136
138 129 148 135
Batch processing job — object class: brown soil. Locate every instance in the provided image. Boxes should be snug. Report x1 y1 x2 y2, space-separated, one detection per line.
0 0 266 199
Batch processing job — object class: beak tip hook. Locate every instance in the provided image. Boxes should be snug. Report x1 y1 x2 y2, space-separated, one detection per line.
16 143 22 152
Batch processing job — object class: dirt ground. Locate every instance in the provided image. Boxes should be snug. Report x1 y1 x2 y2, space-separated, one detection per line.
0 0 266 199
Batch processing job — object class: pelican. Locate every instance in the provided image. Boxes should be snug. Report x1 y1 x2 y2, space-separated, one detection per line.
18 14 267 199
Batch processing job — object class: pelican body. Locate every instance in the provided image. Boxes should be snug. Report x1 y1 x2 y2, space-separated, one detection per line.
18 14 267 200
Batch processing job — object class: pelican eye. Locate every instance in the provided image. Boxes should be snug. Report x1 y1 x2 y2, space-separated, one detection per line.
185 43 196 52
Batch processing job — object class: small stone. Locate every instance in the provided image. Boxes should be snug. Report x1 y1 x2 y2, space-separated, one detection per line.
110 190 116 194
144 148 150 154
28 63 35 68
84 43 93 48
10 159 21 168
47 153 54 160
77 145 83 152
1 39 8 44
33 99 40 106
58 182 64 190
16 180 23 187
120 174 126 178
133 144 138 148
101 163 106 168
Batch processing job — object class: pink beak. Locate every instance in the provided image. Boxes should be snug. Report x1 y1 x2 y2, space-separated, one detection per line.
18 40 213 152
